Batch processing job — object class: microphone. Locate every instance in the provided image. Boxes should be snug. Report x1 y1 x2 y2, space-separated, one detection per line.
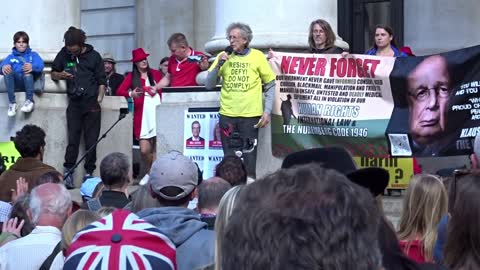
218 46 233 66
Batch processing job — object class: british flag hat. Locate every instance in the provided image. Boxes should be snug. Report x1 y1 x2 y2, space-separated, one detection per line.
64 209 177 270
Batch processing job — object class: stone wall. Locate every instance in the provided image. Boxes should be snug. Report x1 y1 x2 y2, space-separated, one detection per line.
0 92 132 187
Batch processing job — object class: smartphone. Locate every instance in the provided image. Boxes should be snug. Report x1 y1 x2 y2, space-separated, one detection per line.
64 69 74 76
187 55 203 63
65 62 75 75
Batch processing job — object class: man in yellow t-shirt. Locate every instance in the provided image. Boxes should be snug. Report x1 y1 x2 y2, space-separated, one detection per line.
206 22 276 178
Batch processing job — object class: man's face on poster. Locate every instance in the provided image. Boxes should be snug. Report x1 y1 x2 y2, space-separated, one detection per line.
407 55 451 145
192 122 201 138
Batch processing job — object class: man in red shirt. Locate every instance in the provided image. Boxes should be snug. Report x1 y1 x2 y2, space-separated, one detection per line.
155 33 209 88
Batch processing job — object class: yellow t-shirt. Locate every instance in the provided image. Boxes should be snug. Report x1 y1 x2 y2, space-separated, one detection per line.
209 48 276 117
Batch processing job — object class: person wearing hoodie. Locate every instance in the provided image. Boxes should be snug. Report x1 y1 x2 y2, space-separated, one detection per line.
0 31 44 117
137 151 215 270
51 27 106 189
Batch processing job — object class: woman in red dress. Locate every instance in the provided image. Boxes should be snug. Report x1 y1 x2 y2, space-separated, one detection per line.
117 48 162 183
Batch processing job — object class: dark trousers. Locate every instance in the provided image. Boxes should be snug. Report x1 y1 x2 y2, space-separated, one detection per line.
64 98 101 174
219 114 260 178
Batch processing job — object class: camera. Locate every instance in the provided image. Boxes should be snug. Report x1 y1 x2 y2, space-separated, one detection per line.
187 55 203 63
75 87 86 97
67 86 86 97
228 132 257 156
228 132 244 149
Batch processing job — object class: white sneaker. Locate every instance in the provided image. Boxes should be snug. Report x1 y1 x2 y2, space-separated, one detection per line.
20 100 34 113
139 174 150 186
7 103 16 117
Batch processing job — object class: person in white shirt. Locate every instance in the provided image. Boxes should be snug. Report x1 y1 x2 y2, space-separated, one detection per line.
0 183 72 270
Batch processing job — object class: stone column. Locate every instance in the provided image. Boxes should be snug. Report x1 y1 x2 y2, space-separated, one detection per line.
0 0 80 93
405 0 480 55
193 0 217 52
205 0 347 54
0 1 133 188
202 0 346 177
136 0 195 70
0 0 80 62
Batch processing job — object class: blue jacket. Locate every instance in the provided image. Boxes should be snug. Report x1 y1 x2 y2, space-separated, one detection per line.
433 214 449 265
0 47 44 75
365 45 407 57
137 207 215 270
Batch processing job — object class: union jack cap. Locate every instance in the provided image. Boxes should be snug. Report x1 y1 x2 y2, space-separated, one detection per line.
64 209 177 270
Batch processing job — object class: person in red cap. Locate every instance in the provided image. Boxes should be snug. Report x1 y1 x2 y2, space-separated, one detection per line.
117 48 162 184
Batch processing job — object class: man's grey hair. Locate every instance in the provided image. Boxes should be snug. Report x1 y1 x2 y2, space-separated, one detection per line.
29 183 72 224
226 22 253 47
197 177 232 211
100 152 130 188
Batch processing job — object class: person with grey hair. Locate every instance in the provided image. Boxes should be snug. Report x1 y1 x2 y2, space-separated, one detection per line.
0 183 72 269
81 152 131 210
308 19 344 54
197 177 232 230
205 22 276 179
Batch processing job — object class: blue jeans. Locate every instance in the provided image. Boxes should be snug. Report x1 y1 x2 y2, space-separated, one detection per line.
3 72 34 104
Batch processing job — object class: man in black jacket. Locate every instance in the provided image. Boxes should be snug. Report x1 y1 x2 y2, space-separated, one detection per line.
81 152 130 210
51 26 106 189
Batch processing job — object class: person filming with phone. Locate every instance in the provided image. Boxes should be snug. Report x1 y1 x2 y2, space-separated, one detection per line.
205 22 276 179
51 26 106 188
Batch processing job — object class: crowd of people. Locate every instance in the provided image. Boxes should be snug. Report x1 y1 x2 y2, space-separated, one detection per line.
0 19 474 270
0 19 415 185
0 121 478 269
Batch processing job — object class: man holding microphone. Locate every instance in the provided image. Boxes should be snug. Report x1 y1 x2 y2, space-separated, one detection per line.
206 22 276 179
